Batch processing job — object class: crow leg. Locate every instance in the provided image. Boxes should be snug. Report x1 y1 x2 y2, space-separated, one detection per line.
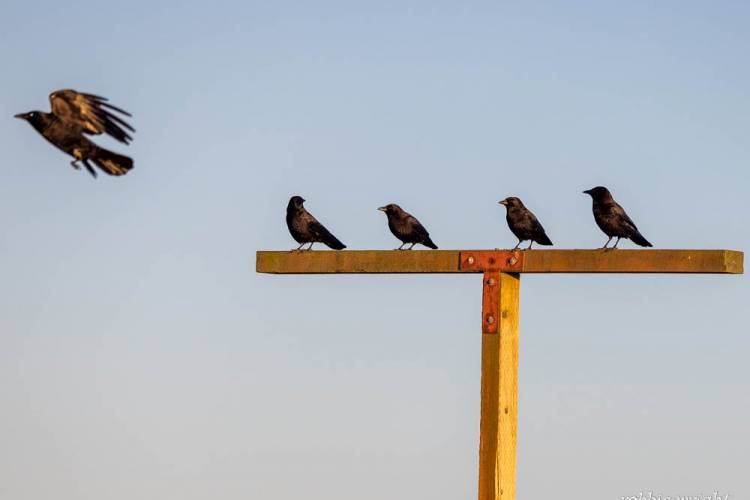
291 243 305 252
602 236 613 249
396 243 405 250
407 243 416 250
81 159 97 178
512 240 522 250
526 241 533 250
612 237 621 249
305 242 314 251
70 159 81 170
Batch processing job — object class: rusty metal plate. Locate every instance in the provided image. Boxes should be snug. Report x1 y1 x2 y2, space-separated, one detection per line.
481 271 500 334
460 250 525 272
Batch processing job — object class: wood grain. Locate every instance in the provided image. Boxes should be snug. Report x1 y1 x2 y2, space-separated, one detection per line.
478 272 520 500
257 249 743 274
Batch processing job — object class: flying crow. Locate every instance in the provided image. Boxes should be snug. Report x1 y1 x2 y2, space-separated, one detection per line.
15 89 135 178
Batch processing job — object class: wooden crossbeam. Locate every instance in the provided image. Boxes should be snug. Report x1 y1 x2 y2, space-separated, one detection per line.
257 249 743 274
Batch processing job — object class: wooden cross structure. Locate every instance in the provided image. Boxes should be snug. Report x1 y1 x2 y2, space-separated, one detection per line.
256 249 743 500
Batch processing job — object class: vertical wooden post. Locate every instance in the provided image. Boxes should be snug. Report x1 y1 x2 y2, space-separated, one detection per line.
478 271 520 500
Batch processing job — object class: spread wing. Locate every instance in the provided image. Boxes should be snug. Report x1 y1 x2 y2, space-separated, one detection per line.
49 89 135 144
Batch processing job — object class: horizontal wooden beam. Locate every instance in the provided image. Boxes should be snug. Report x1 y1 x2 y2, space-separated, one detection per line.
256 249 743 274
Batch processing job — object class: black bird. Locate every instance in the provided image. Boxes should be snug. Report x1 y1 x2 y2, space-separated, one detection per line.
377 203 438 250
15 89 135 178
583 186 652 248
286 196 346 251
499 197 553 250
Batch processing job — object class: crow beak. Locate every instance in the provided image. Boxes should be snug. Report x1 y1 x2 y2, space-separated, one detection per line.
377 206 386 212
499 200 508 206
13 113 26 120
583 189 591 195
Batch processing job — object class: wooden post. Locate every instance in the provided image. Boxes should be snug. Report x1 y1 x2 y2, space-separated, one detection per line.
255 249 743 498
478 271 520 500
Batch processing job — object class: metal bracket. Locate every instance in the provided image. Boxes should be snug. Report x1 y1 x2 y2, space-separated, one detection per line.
462 252 523 334
482 271 500 334
460 250 524 272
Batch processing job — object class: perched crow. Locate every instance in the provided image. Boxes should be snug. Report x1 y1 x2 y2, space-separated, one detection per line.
583 186 652 248
499 197 553 250
286 196 346 251
378 203 438 250
15 89 135 178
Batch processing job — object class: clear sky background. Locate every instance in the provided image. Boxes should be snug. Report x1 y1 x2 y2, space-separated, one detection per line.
0 1 748 499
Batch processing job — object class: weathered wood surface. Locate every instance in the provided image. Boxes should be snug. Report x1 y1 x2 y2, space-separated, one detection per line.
257 249 743 274
478 272 520 500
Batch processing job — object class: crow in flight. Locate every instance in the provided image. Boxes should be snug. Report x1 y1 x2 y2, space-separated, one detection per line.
15 89 135 178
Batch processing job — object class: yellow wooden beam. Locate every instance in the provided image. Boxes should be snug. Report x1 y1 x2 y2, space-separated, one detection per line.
520 249 743 274
478 272 520 500
256 249 743 274
257 249 461 274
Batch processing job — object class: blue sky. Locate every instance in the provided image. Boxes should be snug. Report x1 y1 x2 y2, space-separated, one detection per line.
0 1 748 499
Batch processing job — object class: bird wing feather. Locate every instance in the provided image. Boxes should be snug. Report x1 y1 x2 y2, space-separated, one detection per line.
526 212 545 233
514 209 545 235
306 214 336 241
406 215 430 240
613 203 639 232
49 89 135 144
